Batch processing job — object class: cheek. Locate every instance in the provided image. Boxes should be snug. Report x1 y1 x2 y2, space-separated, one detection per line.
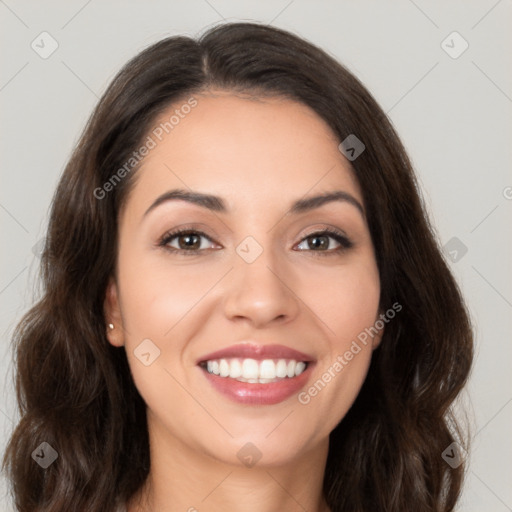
299 256 381 346
116 254 210 417
294 257 380 425
118 252 218 338
120 246 380 363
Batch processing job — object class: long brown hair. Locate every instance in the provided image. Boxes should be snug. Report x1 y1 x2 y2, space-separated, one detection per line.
3 22 473 511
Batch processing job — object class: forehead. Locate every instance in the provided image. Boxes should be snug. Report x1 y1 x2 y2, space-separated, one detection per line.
124 92 362 216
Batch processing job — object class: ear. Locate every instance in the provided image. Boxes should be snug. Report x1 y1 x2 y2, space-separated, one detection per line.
104 276 125 347
371 312 386 350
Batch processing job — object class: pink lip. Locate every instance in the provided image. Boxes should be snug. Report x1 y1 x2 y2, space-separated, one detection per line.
199 363 315 405
196 342 316 406
196 343 315 364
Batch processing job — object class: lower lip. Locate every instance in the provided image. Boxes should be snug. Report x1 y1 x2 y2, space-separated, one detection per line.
200 364 314 405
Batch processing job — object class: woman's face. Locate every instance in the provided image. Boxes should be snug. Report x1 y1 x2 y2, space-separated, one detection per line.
106 92 382 467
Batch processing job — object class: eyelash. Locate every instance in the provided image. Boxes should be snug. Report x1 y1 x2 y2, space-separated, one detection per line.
157 227 353 257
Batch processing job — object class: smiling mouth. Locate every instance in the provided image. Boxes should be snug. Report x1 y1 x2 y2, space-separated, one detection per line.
199 357 309 384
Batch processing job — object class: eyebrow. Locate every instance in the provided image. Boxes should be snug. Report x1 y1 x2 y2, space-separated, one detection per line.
143 188 365 218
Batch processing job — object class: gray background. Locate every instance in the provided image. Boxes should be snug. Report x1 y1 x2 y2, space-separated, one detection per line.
1 1 511 510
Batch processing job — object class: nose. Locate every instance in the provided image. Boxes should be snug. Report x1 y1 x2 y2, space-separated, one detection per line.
222 252 300 328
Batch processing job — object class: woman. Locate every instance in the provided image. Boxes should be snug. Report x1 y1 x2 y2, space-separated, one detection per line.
3 22 473 512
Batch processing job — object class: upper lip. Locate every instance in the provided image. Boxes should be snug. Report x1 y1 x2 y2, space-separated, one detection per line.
197 343 315 364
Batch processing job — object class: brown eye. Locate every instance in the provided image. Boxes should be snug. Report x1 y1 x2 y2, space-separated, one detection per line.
304 234 332 251
295 230 353 254
176 233 202 250
159 230 217 254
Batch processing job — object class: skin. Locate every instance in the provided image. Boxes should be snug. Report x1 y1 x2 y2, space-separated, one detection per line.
105 91 383 512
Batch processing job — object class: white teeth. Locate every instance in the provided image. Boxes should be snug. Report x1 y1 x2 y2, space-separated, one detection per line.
219 359 230 377
203 357 308 381
260 359 276 379
242 359 259 379
229 359 242 378
276 359 288 378
295 361 306 376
